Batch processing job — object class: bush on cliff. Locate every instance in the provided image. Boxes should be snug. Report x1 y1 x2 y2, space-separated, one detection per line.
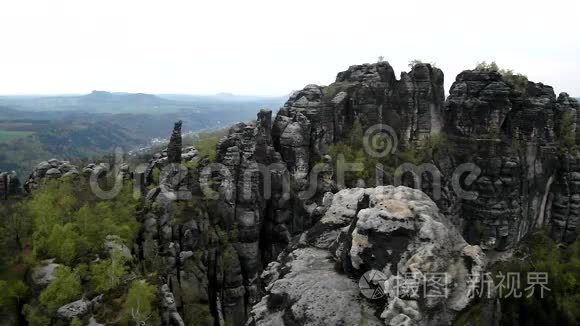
475 61 528 93
558 111 577 152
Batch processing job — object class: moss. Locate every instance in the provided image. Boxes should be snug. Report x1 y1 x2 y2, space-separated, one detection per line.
322 85 340 99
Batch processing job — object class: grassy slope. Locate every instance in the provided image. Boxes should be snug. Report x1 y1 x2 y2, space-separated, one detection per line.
0 131 34 143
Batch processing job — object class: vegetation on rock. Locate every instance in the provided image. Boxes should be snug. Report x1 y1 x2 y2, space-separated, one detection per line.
475 61 529 93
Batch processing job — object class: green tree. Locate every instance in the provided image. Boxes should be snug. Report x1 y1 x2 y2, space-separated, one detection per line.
474 61 528 93
192 130 224 162
408 59 436 68
39 266 82 313
90 248 129 293
0 202 32 251
0 279 28 305
558 111 576 152
501 69 529 93
22 304 51 326
475 61 499 72
491 233 580 325
45 223 86 265
124 280 157 324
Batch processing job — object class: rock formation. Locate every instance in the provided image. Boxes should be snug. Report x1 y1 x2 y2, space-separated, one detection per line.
23 159 79 191
0 170 20 199
249 186 485 326
443 70 579 249
273 62 445 186
23 159 132 193
167 120 183 164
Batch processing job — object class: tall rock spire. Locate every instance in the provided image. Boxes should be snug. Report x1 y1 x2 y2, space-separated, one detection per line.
167 120 183 164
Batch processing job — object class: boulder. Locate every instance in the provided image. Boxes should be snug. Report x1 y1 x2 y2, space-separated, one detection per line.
31 259 61 290
56 299 89 321
249 186 486 326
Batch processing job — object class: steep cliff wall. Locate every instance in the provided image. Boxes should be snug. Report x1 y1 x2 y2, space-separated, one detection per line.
443 70 579 249
273 62 445 183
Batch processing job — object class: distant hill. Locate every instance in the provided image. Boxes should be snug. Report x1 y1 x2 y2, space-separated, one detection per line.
0 91 288 176
0 119 141 176
0 91 286 114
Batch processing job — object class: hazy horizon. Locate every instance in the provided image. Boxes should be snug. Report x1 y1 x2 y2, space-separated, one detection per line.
1 0 579 97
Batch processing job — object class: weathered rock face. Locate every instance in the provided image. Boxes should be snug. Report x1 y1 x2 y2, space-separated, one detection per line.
549 152 580 243
248 186 485 326
273 62 445 184
31 259 61 290
56 295 102 322
443 70 579 248
0 170 20 199
212 109 298 315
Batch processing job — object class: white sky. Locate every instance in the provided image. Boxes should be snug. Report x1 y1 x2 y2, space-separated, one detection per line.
0 0 578 96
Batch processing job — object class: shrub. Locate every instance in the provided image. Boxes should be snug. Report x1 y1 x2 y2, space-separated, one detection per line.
124 280 157 324
558 111 576 152
408 59 437 68
39 266 82 313
474 61 528 93
475 61 499 72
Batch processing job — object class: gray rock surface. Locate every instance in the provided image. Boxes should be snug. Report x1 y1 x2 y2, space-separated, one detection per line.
273 62 445 188
248 186 486 326
443 70 580 247
31 259 61 290
24 159 79 191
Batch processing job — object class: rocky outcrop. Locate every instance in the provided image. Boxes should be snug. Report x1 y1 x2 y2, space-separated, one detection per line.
24 159 79 191
549 152 580 243
160 284 185 326
273 62 445 186
0 170 20 199
23 159 132 193
212 109 292 317
55 295 102 322
248 186 486 326
167 120 183 164
31 259 61 290
443 70 579 248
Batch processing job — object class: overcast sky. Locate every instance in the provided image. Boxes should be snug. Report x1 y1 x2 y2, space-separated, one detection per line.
0 0 578 96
